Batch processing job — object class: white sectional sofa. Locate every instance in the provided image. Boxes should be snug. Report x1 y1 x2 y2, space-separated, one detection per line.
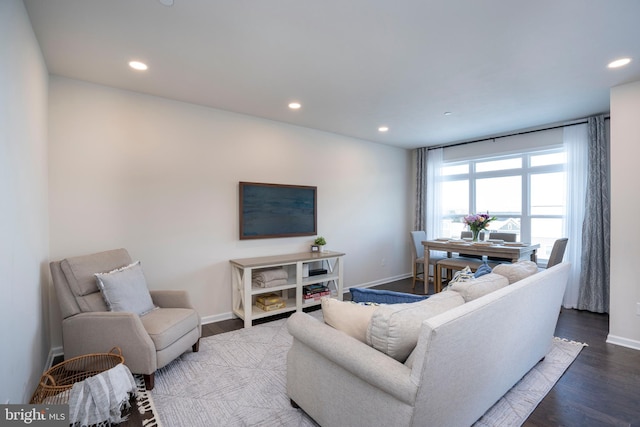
286 262 570 427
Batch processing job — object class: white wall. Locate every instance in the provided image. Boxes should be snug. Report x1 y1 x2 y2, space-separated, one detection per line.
609 79 640 350
48 77 412 349
0 0 50 403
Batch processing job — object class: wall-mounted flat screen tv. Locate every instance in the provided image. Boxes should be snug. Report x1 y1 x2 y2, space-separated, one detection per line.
239 182 317 240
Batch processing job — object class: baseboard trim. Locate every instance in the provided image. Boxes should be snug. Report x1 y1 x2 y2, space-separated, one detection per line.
48 274 415 358
345 273 413 291
47 346 64 369
606 334 640 351
201 312 236 325
201 273 413 325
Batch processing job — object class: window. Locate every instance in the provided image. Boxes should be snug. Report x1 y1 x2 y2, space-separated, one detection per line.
438 148 565 263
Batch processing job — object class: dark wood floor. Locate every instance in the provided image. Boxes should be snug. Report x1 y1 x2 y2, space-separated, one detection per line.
204 278 640 427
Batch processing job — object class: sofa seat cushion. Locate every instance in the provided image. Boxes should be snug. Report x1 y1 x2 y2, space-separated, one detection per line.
140 308 199 351
366 291 465 362
321 297 378 343
448 273 509 302
492 261 538 284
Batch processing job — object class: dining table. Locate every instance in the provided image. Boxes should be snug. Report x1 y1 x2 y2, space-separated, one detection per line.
422 238 540 291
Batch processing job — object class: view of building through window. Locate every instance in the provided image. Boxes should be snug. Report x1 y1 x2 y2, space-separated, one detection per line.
439 149 566 262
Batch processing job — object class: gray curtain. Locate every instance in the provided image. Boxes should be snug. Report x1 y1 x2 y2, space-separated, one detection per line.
577 115 610 313
414 147 428 231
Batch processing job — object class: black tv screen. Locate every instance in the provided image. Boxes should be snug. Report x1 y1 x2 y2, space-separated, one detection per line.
239 182 317 240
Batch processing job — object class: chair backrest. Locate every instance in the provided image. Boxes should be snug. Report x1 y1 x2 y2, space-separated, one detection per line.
50 248 132 319
488 232 517 242
546 238 569 268
410 231 427 260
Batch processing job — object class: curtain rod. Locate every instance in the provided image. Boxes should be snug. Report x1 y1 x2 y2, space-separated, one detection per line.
426 115 609 151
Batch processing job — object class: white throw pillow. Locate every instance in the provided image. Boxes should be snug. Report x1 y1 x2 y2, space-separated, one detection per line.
448 273 509 302
492 261 538 284
321 297 378 343
366 291 465 362
95 261 157 316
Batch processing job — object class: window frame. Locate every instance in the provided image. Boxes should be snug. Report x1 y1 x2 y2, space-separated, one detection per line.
439 147 565 262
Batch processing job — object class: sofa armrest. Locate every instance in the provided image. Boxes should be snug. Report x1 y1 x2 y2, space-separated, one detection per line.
62 312 156 375
150 290 193 309
287 312 417 404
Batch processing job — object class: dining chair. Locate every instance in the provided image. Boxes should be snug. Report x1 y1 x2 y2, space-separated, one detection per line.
434 230 487 293
546 238 569 268
459 231 485 259
487 232 517 262
488 232 517 242
410 231 446 293
434 257 485 293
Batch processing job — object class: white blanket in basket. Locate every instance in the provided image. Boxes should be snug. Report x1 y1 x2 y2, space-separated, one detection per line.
68 363 137 427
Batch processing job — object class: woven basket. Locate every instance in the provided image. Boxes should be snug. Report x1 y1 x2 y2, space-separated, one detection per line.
29 347 124 404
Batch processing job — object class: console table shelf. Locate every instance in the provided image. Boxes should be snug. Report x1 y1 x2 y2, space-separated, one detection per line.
230 251 345 328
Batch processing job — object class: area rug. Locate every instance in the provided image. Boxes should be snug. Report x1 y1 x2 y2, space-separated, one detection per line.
150 312 586 427
120 374 163 427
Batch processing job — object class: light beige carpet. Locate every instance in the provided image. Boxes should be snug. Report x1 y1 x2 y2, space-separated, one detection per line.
150 311 586 427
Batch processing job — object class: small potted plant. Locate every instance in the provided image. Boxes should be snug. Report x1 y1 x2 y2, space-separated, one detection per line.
312 236 326 252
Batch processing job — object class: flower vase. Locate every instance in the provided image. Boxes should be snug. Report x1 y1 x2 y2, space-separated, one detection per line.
472 229 480 242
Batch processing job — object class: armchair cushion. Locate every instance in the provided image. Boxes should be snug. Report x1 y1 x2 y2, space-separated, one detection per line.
95 261 156 316
61 249 132 297
139 308 200 350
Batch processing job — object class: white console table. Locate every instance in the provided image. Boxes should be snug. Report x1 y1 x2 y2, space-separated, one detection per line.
230 251 345 328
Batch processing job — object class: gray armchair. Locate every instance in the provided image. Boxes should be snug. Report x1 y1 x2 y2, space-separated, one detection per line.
50 248 201 390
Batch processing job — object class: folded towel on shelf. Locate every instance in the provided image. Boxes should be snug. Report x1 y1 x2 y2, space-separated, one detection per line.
252 278 288 288
68 363 137 427
252 268 288 285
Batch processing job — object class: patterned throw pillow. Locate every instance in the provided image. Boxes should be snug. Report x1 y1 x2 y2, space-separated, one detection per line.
449 266 474 285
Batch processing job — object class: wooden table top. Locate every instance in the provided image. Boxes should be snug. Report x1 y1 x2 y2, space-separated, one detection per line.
422 239 540 262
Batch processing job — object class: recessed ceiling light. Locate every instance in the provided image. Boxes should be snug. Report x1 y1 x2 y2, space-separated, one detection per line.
129 61 148 71
158 0 174 6
608 58 631 68
378 126 389 132
288 102 301 110
444 112 453 116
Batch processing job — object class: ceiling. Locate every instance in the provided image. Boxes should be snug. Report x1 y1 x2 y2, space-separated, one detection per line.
23 0 640 149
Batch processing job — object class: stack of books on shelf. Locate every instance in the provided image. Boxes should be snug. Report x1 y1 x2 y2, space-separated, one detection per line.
255 293 286 311
303 284 330 304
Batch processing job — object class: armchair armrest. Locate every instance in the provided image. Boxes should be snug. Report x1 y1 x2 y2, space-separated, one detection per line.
150 290 194 309
62 312 156 375
287 312 417 404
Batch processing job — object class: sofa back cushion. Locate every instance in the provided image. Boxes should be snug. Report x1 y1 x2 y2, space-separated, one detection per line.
448 273 509 302
492 261 538 284
366 291 465 362
321 298 378 343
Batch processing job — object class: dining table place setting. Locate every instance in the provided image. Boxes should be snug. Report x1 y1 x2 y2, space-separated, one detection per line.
423 213 540 269
423 238 540 264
